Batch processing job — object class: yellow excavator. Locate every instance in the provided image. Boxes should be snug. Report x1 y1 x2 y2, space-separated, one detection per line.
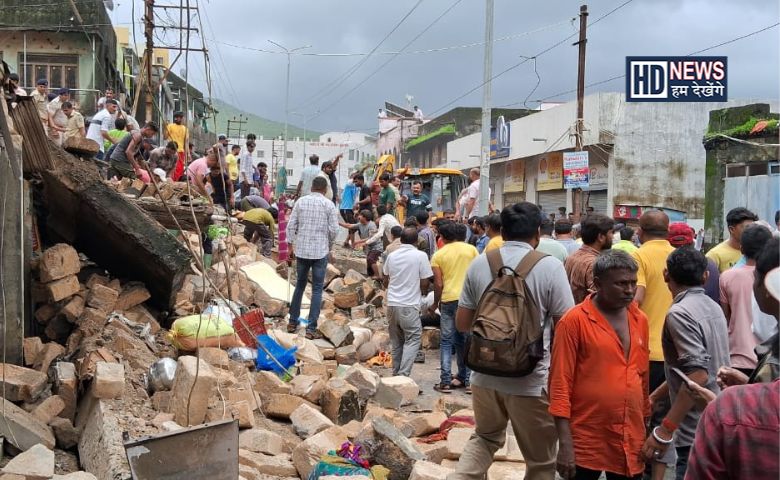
370 154 467 222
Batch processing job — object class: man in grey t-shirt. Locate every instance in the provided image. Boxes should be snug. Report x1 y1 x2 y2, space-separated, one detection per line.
450 202 575 480
641 246 730 480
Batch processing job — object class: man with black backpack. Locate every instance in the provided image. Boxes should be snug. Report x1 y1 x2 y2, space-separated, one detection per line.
451 202 575 480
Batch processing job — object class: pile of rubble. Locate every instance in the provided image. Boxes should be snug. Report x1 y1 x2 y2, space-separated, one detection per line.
1 238 527 480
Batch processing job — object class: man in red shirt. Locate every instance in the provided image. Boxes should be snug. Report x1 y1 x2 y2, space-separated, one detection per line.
550 250 650 479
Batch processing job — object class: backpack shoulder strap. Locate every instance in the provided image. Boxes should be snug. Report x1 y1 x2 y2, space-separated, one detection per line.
514 250 547 279
486 249 504 280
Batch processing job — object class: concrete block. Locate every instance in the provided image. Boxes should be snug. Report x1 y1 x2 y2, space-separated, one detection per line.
0 363 47 402
320 378 361 425
291 426 348 479
93 362 124 399
343 364 379 399
1 443 54 480
374 376 419 409
410 460 453 480
238 428 285 456
45 275 80 302
39 243 81 282
169 356 217 426
290 404 334 439
85 284 119 314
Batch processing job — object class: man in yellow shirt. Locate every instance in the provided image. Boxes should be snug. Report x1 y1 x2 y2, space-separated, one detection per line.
226 144 240 188
237 207 277 258
164 111 189 181
706 207 757 272
484 213 504 252
630 209 676 475
430 221 479 393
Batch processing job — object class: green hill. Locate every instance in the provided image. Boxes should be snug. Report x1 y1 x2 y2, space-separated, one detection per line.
211 99 321 141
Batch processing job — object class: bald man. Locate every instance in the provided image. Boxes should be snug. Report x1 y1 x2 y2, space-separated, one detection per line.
630 210 676 477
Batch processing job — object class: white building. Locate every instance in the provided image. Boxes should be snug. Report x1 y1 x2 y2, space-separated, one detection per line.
227 131 376 196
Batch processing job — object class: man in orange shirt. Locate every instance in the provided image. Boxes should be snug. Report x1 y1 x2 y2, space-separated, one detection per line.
550 250 650 480
164 111 189 181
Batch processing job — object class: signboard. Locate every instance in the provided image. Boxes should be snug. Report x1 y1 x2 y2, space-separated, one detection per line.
537 152 563 191
614 205 643 220
626 56 727 102
504 159 525 193
588 160 609 190
490 116 510 160
563 151 589 189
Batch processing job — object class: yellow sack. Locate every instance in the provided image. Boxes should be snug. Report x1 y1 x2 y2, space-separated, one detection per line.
167 314 244 351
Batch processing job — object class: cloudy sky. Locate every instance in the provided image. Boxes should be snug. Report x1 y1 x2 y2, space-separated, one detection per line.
111 0 779 133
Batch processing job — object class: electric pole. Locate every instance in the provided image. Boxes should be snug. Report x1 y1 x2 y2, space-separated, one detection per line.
477 0 494 217
227 115 247 142
574 4 588 218
144 0 155 123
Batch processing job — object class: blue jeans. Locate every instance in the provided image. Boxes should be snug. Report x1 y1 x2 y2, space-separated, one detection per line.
288 255 327 331
439 300 471 385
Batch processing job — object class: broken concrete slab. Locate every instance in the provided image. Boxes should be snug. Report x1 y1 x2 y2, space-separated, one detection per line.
1 443 54 480
374 376 420 409
290 404 334 439
0 398 56 450
291 426 348 479
169 356 217 426
0 363 47 402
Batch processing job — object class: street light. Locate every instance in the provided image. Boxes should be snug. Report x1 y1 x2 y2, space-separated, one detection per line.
292 110 319 170
268 40 312 192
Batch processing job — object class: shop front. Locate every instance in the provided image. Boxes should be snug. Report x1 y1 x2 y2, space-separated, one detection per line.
536 151 566 215
503 158 526 206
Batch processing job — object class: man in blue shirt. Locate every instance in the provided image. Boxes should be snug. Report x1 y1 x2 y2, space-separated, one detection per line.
340 180 358 223
405 181 432 220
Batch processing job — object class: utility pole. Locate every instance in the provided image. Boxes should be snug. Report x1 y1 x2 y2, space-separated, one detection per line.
268 40 311 194
477 0 494 216
574 4 588 219
144 0 155 123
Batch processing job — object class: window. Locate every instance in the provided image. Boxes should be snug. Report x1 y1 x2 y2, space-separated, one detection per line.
257 150 265 158
286 151 293 159
349 149 355 161
19 54 78 89
156 56 164 64
286 168 293 176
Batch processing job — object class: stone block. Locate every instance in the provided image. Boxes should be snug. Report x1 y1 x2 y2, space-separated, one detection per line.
123 305 161 334
350 304 374 321
114 282 151 311
151 391 172 412
229 400 255 429
45 275 80 302
317 319 354 348
375 376 420 409
290 404 334 439
334 344 358 365
333 285 363 310
61 296 85 323
77 400 131 479
85 274 109 290
93 362 125 399
77 307 108 337
44 315 73 344
342 419 363 439
326 277 344 294
401 412 448 438
253 370 291 397
324 264 342 286
151 412 175 428
52 473 98 480
263 393 319 420
238 428 285 456
34 304 59 324
417 441 449 464
40 243 81 282
343 364 379 399
410 460 453 480
169 356 217 426
291 426 348 479
238 449 297 477
299 363 330 381
421 327 441 350
161 421 183 432
356 417 426 480
289 374 326 404
1 443 54 480
52 362 78 421
49 417 80 449
320 378 361 425
85 284 119 315
357 340 379 362
32 395 65 425
446 428 474 459
343 269 366 285
312 339 336 360
23 337 44 366
197 347 230 369
0 398 56 450
363 404 398 424
0 363 47 402
488 461 527 480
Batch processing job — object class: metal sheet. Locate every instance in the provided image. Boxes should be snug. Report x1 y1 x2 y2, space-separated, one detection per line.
124 419 239 480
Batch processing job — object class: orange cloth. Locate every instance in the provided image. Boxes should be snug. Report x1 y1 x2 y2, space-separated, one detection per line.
548 295 650 477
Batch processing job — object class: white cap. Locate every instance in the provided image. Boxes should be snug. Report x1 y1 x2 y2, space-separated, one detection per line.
153 168 167 181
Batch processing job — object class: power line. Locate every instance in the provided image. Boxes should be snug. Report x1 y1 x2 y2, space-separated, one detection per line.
309 0 464 121
292 0 424 111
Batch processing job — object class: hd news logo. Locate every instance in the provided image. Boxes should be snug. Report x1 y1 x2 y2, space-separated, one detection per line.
626 56 727 102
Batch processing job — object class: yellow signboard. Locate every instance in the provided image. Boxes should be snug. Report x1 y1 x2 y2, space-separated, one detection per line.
504 160 525 193
537 152 563 191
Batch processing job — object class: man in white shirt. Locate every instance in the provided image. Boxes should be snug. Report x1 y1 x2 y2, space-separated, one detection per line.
296 154 322 198
382 227 433 376
96 87 114 110
239 141 257 198
464 168 487 219
286 177 341 339
413 105 424 122
355 204 400 250
85 99 118 159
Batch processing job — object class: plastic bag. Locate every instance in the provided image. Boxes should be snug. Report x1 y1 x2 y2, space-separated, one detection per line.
228 347 258 362
167 313 245 351
256 334 297 374
147 357 177 393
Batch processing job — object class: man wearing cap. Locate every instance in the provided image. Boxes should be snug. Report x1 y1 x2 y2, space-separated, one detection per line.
46 88 70 146
30 79 49 130
164 112 189 181
667 222 720 304
86 99 119 159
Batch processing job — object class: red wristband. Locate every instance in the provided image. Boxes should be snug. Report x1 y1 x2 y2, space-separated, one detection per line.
662 418 678 432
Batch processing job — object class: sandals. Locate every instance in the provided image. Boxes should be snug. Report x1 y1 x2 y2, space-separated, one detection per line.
451 378 472 394
286 323 298 334
305 330 324 340
434 383 452 394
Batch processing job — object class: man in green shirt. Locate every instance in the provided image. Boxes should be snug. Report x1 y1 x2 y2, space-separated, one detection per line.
378 173 397 214
612 225 638 254
238 207 277 258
